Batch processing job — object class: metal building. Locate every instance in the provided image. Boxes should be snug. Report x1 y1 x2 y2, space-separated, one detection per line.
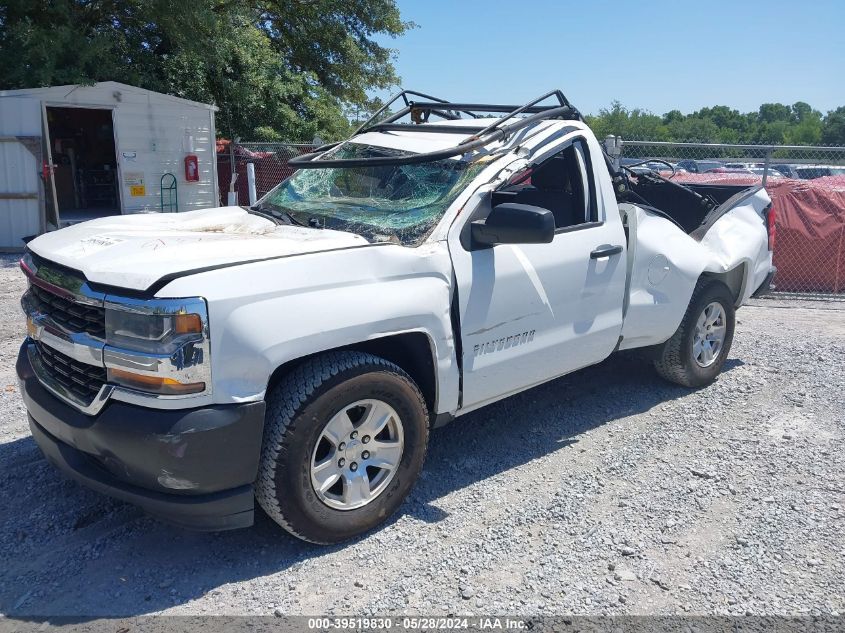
0 81 219 250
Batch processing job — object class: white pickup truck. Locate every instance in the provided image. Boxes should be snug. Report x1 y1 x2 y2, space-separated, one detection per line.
17 90 775 543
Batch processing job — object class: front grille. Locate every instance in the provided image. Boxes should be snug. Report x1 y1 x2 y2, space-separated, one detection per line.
35 341 107 404
28 283 106 339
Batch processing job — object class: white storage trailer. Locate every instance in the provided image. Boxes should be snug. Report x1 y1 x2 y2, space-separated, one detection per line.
0 81 219 250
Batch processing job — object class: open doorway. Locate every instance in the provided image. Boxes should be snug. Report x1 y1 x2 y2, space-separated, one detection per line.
45 106 121 225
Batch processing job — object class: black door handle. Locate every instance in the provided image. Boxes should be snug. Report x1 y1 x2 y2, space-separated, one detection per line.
590 244 623 259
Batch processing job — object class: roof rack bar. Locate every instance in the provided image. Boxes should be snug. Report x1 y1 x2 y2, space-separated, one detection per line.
350 89 484 141
358 108 464 136
421 108 464 121
333 91 449 163
370 105 412 127
289 102 575 169
350 89 458 138
405 93 481 119
365 123 488 134
459 89 573 146
358 107 464 135
405 102 565 114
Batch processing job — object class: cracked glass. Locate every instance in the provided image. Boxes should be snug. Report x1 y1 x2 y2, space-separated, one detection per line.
258 143 485 246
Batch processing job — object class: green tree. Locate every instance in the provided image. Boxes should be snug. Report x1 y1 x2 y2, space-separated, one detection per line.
791 101 817 122
666 116 721 143
822 107 845 145
662 110 684 125
758 103 793 124
783 104 823 145
0 0 411 141
588 99 844 146
585 101 667 141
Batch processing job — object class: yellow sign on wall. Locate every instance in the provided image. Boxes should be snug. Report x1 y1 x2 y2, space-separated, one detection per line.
130 185 146 197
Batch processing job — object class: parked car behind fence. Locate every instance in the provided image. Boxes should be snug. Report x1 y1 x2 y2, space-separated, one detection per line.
676 159 725 173
795 165 845 179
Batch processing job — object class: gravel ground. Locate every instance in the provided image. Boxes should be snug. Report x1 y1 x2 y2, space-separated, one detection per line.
0 253 843 618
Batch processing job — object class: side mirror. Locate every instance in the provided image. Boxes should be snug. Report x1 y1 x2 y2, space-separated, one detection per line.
470 203 555 248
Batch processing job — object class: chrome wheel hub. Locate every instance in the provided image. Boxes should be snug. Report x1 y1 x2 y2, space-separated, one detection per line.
693 301 727 368
310 399 404 510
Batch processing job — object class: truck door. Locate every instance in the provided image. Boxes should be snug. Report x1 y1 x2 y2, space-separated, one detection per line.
449 136 627 411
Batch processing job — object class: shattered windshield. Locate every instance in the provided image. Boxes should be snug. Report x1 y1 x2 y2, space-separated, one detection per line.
256 144 485 245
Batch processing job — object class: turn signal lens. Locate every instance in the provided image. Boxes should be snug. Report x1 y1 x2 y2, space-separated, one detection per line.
107 367 205 395
26 316 37 338
174 313 202 334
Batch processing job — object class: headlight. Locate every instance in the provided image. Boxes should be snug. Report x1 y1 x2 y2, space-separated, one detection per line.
106 309 203 354
103 297 210 397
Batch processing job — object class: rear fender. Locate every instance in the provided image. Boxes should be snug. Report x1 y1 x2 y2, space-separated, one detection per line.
699 189 773 306
618 206 707 350
619 188 772 350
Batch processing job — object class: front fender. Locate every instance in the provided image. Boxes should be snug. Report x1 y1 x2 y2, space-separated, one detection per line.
156 242 458 412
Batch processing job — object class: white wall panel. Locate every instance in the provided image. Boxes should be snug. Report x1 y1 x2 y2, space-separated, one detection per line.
0 96 42 248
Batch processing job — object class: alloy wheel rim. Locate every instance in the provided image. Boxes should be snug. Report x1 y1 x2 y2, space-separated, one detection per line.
692 301 727 368
310 398 405 510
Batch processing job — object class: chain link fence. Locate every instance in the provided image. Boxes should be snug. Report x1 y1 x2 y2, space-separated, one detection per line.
216 141 315 207
611 139 845 297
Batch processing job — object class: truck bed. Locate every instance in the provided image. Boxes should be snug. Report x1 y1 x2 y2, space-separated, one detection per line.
628 178 757 235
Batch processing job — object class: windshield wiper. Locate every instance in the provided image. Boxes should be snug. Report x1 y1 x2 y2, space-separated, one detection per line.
243 205 282 225
250 203 307 227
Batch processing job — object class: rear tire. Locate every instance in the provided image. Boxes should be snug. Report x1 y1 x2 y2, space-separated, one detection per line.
255 351 429 544
653 280 735 388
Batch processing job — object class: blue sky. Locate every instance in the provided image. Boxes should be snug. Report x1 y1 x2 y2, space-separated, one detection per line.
377 0 845 116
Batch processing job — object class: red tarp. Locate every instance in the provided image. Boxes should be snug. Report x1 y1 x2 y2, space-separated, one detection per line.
671 173 845 293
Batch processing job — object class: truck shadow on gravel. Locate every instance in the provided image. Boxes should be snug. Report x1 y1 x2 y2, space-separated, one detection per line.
0 353 742 617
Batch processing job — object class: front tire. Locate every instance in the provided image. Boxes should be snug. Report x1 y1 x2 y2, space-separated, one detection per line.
255 351 429 544
653 280 736 388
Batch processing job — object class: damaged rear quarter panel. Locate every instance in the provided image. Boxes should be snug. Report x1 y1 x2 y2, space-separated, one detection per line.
618 206 707 350
698 190 773 305
619 188 772 350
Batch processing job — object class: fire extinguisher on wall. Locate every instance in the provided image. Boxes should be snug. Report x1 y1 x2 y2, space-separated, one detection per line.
184 154 199 182
42 160 55 182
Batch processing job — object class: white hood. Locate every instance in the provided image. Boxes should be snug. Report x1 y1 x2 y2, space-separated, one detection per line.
28 207 370 291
